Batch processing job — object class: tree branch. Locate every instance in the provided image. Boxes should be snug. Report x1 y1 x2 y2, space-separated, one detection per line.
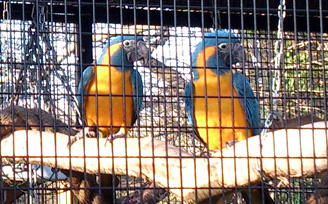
1 121 327 203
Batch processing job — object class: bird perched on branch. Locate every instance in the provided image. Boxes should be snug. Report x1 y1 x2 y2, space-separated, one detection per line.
184 30 273 204
184 30 260 150
69 35 148 204
69 35 148 145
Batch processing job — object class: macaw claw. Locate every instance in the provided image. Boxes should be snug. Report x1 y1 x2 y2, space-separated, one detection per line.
104 133 127 146
67 128 97 148
225 139 239 147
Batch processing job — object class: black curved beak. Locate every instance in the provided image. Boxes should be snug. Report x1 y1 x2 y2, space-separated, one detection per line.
127 40 149 64
136 40 150 64
232 43 244 62
225 43 245 67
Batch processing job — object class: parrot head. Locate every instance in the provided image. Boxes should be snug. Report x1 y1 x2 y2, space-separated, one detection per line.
192 30 244 74
123 38 149 64
98 35 149 69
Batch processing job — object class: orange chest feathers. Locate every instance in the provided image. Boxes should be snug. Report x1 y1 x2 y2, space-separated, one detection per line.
193 46 252 150
83 44 134 137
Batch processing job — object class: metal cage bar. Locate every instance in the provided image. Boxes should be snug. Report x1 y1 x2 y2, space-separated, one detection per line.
0 0 327 204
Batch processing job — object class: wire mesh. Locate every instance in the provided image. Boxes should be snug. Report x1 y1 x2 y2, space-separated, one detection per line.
0 0 327 204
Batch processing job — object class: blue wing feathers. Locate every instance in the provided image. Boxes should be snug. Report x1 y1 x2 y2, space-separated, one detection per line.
184 82 195 127
77 66 142 126
77 66 94 113
130 69 143 125
232 72 261 135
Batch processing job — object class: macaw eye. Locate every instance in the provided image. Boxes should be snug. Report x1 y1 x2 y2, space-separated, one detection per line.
123 40 131 47
218 43 228 51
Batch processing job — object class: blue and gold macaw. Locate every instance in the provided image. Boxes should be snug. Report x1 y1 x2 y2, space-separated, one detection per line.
70 35 148 145
68 35 148 204
184 30 260 150
184 30 274 204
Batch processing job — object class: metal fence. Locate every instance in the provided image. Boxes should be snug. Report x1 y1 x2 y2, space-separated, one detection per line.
0 0 327 203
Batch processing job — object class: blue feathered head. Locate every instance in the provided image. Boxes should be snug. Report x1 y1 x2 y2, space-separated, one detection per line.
98 35 149 70
192 30 244 74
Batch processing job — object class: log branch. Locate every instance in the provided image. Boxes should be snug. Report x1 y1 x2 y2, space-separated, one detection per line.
1 121 327 203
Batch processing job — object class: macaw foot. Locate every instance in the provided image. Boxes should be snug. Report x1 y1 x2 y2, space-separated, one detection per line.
225 139 239 147
105 133 127 146
67 128 97 148
202 150 217 157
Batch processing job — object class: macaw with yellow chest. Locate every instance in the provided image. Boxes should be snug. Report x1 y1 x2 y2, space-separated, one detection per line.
184 31 274 204
70 35 148 145
67 35 148 204
184 30 260 150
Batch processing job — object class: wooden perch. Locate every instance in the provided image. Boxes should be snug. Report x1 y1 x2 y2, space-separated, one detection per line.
1 122 327 203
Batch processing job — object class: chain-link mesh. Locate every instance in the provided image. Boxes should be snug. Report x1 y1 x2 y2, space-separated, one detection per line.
0 1 327 204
